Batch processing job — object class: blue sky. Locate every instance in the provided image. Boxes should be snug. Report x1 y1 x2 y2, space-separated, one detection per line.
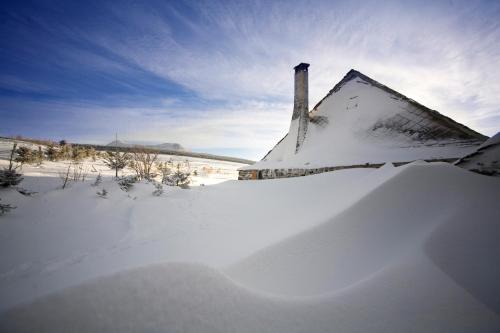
1 0 500 160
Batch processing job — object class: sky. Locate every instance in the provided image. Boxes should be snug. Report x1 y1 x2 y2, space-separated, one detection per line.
1 0 500 160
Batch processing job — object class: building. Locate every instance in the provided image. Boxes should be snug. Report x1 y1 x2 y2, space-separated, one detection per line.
239 63 487 180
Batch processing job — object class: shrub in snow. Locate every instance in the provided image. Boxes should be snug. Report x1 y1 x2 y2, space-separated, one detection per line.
0 169 24 188
58 164 72 189
0 143 23 188
58 163 88 189
71 163 88 182
45 144 59 161
96 189 108 198
35 146 44 165
58 143 72 160
118 175 137 192
156 161 172 184
103 151 131 178
71 146 87 162
92 173 103 187
15 146 36 165
129 148 158 180
86 147 98 161
15 145 45 166
163 163 191 188
152 182 164 196
0 198 16 215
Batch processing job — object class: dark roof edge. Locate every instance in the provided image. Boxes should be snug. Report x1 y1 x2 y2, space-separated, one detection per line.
260 133 288 161
311 69 487 141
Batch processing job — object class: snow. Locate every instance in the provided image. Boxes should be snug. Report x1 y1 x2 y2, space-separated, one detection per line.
0 139 245 188
477 131 500 150
1 154 500 331
455 131 500 175
0 162 394 311
243 75 484 170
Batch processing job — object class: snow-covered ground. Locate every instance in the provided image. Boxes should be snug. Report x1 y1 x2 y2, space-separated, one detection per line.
1 152 499 331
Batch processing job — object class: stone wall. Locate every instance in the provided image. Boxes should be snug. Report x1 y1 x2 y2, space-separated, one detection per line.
238 158 459 180
238 163 383 180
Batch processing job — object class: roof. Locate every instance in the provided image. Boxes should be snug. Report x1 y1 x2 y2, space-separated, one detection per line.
311 69 487 141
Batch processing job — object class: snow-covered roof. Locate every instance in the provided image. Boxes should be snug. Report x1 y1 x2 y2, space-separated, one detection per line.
242 70 486 170
455 131 500 175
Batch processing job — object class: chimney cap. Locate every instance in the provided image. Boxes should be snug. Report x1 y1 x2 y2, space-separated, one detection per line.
294 63 310 72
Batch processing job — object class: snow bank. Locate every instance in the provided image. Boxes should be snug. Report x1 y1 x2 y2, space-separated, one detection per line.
1 160 499 332
1 257 499 332
226 163 500 297
0 166 393 311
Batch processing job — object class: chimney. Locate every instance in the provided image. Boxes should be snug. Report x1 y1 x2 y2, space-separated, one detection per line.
291 63 310 153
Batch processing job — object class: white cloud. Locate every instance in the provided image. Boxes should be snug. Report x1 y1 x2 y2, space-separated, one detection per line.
81 0 500 137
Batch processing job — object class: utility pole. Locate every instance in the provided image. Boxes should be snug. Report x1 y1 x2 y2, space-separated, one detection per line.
115 133 118 178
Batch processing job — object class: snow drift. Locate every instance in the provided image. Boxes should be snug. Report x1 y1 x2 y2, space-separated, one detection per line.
226 163 500 298
1 162 500 332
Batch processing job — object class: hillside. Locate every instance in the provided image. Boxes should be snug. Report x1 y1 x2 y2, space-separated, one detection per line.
106 140 186 152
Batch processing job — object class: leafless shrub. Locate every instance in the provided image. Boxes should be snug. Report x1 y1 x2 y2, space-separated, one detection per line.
71 163 88 182
129 148 158 180
59 164 71 189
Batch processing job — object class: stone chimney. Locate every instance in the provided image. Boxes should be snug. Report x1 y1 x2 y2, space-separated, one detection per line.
290 63 310 153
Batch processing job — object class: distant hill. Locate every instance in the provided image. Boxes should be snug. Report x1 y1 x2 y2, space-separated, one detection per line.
106 140 187 152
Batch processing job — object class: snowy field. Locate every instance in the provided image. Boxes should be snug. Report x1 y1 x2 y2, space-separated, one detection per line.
0 139 245 188
0 146 500 331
